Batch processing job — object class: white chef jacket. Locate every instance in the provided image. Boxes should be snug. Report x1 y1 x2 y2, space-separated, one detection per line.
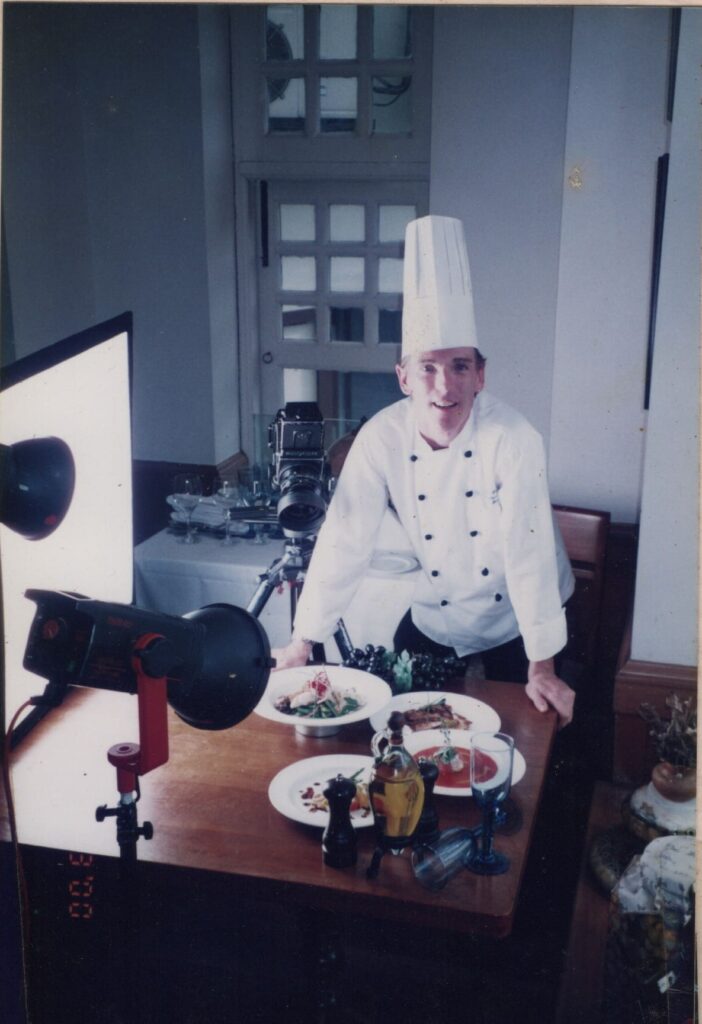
293 391 574 662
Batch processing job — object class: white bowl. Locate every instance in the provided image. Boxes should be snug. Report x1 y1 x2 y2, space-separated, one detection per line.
254 664 392 737
404 729 526 796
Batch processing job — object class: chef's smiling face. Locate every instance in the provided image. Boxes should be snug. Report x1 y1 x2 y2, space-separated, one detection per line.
396 347 485 450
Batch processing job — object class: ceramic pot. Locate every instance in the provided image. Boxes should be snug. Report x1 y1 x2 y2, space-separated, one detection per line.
651 762 696 803
626 762 696 839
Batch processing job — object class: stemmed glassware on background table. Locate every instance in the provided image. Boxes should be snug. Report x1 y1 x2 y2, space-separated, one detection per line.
212 475 240 546
466 731 514 876
238 465 272 544
171 473 203 544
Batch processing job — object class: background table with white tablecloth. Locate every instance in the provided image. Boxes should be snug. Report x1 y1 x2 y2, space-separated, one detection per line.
134 527 420 654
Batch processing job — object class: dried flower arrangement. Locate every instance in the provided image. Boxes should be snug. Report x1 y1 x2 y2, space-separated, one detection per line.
639 694 697 771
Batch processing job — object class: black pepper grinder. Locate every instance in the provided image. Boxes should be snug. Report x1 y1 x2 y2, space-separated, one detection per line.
413 757 441 846
322 774 358 868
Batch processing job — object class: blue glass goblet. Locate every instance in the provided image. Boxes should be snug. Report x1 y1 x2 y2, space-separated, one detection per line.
466 731 514 876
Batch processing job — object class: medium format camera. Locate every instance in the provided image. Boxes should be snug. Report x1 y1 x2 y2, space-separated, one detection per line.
268 402 327 538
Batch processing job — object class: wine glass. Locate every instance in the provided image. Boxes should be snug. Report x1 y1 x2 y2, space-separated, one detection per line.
240 465 271 544
171 473 203 544
411 827 476 891
212 475 239 546
466 731 514 876
251 478 273 544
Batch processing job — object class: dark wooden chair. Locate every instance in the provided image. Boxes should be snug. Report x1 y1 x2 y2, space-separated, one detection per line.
553 504 610 683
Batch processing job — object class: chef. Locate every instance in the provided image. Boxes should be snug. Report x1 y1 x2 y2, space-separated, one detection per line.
272 215 576 727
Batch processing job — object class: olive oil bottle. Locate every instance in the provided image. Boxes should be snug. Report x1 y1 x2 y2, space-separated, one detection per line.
367 711 424 877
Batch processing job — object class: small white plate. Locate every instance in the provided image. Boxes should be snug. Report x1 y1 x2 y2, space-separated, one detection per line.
268 754 375 829
256 665 392 733
368 550 419 576
369 691 501 736
404 729 526 797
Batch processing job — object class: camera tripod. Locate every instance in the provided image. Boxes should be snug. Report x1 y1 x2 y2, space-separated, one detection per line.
246 535 354 663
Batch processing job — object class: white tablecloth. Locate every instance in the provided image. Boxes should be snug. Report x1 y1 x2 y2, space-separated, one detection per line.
134 528 419 655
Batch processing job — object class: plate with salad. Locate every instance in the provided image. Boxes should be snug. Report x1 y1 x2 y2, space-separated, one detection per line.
254 665 392 734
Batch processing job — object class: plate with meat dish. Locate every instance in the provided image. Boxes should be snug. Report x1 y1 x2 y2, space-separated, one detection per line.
268 754 375 829
369 691 500 737
404 729 526 797
255 665 392 736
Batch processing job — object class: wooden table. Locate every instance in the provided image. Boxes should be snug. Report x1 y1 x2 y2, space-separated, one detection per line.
2 676 556 940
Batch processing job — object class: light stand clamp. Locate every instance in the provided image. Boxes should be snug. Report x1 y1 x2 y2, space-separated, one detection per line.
95 633 174 861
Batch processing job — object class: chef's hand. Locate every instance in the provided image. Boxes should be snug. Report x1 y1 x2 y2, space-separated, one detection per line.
525 658 575 729
270 638 312 671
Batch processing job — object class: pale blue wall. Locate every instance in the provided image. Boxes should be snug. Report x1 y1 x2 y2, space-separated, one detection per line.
2 3 216 463
549 8 670 523
630 10 701 667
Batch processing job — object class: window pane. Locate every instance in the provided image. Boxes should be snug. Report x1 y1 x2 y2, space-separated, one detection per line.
379 308 402 344
282 304 316 341
266 6 304 60
373 6 411 59
378 257 403 293
320 77 357 133
372 76 412 134
281 256 316 290
320 5 357 60
379 204 416 243
330 307 364 342
330 256 364 292
318 370 400 422
330 204 365 242
267 77 305 133
280 204 315 241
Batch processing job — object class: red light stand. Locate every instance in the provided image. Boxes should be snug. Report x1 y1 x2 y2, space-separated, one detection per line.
95 633 172 862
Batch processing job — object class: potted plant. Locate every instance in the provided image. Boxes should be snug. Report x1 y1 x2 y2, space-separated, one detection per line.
639 694 696 802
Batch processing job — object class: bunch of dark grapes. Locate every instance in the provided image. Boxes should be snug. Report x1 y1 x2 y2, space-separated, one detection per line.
343 645 395 684
407 653 466 691
343 645 467 691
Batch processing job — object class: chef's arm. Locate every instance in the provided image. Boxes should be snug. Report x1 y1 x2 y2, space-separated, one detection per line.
271 425 389 669
498 429 575 727
526 658 574 729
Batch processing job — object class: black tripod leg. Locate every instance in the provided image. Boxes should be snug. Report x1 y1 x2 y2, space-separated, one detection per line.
333 620 354 662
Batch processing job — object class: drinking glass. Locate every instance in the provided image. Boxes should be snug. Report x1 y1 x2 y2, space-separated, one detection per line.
466 731 514 876
251 478 272 544
239 465 272 545
411 827 476 891
212 475 240 546
236 467 255 537
171 473 203 544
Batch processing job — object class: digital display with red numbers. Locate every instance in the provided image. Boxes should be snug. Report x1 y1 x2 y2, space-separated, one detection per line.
67 852 95 921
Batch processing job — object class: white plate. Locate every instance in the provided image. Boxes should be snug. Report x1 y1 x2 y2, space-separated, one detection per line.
404 729 526 797
368 550 419 576
268 754 375 829
369 691 501 736
255 665 392 732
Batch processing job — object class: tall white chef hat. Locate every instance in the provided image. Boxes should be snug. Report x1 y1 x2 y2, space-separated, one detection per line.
402 215 479 358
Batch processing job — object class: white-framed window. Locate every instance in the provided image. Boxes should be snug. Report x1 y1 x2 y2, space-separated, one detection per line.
230 4 432 450
263 3 415 138
257 179 428 414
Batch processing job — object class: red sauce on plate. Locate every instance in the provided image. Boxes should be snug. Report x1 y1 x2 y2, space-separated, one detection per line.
415 746 497 789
